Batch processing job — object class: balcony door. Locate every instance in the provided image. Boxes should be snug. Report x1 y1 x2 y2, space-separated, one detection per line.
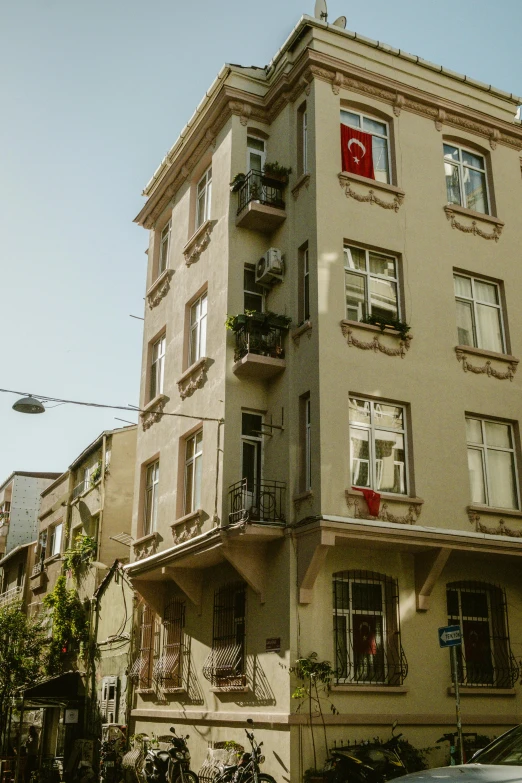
241 412 262 515
247 136 266 203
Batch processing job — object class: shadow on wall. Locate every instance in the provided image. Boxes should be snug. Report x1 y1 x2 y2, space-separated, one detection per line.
235 655 276 707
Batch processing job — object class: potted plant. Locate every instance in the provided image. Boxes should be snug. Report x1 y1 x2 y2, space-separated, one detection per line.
263 162 292 185
361 313 411 341
230 173 246 192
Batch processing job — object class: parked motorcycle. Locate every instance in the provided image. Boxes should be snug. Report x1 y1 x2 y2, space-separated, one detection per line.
142 728 198 783
324 725 408 782
213 719 276 783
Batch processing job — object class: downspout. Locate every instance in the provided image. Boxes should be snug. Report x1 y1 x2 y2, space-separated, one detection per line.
213 420 224 526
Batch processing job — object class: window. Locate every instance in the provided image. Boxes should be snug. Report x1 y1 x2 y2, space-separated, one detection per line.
150 334 166 400
247 136 265 173
130 605 160 691
344 246 399 323
466 417 518 509
444 144 489 214
300 394 311 492
243 265 264 312
447 582 518 688
196 167 212 229
189 293 207 366
184 430 203 515
158 220 171 276
100 676 118 723
144 461 160 535
349 398 407 495
454 274 505 354
37 531 47 564
341 110 391 183
298 244 311 323
154 598 185 691
203 582 246 688
241 412 262 508
16 562 24 588
49 522 63 557
297 103 308 176
333 570 406 685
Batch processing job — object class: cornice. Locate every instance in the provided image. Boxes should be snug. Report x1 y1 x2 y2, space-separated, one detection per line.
135 47 522 229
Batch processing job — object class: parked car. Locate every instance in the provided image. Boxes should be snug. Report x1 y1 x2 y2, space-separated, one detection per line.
398 724 522 781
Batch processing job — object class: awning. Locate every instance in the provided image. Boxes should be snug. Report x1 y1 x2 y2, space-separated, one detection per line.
22 671 85 708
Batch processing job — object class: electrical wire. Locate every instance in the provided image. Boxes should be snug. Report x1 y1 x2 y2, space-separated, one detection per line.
1 387 224 423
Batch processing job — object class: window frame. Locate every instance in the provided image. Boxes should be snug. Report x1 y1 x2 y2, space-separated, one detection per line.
188 292 207 367
243 264 265 313
158 220 171 276
150 333 166 401
196 166 212 229
454 273 506 354
344 245 401 324
340 109 392 184
349 397 408 496
203 581 247 688
155 598 185 691
246 135 266 174
466 416 519 510
297 102 308 176
184 430 203 516
305 396 311 491
49 522 63 557
144 460 160 536
443 142 490 215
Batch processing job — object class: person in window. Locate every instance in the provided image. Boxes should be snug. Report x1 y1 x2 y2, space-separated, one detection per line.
24 725 39 783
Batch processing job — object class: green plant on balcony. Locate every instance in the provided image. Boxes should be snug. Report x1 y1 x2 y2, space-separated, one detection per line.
230 173 246 192
90 461 102 486
62 533 97 584
361 313 411 341
43 574 90 674
225 311 292 332
263 161 292 183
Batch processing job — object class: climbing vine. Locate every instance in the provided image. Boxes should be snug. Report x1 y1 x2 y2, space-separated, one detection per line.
62 533 97 584
43 575 90 674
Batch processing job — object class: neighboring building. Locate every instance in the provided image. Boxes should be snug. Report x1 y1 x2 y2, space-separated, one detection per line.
125 12 522 779
0 472 60 609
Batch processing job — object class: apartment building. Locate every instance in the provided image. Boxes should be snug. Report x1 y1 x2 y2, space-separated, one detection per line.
125 12 522 778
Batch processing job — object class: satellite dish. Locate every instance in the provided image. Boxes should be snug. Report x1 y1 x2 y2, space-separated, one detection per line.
333 15 347 28
314 0 328 22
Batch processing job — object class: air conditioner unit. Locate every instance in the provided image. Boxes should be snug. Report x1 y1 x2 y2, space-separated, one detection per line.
255 248 284 285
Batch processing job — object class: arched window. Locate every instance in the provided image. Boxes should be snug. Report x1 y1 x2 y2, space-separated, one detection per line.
446 581 519 688
333 570 407 685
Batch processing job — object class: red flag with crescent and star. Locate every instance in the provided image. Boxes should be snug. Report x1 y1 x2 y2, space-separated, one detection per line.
341 124 375 180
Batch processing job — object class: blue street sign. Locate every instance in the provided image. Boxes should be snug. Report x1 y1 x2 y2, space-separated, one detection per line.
438 625 462 648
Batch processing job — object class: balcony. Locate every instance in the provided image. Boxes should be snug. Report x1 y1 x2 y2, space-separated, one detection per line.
229 312 290 380
0 585 22 608
228 479 286 526
71 480 88 500
235 170 287 232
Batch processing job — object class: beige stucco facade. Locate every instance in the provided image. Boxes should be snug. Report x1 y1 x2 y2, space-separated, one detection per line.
126 15 522 779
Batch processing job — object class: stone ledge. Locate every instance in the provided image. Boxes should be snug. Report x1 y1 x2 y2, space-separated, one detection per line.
447 686 515 697
332 685 408 694
346 489 424 525
146 269 174 309
341 320 412 357
292 320 312 343
171 509 203 545
455 346 518 381
338 172 405 211
291 173 311 200
444 205 504 241
177 357 209 399
141 394 169 431
183 220 216 266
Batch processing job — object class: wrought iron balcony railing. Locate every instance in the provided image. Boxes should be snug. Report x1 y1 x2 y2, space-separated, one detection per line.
232 313 290 362
236 169 285 215
71 480 88 500
228 479 286 526
0 585 23 608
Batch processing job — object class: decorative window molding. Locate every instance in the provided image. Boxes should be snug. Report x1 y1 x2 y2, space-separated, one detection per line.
177 356 209 399
140 394 169 431
183 219 215 266
455 347 518 381
338 172 405 212
292 320 313 344
341 320 412 358
467 507 522 538
147 269 174 309
133 531 160 561
444 205 504 241
345 490 423 525
292 173 311 200
171 509 203 545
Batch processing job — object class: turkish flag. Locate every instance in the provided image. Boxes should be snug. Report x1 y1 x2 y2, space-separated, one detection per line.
341 124 375 180
352 487 381 516
353 615 378 655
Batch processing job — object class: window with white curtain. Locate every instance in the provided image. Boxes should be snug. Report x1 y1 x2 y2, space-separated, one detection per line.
189 293 207 366
454 274 505 354
443 144 489 214
349 398 407 495
150 334 166 400
49 522 63 556
184 430 203 515
196 167 212 229
466 417 518 509
344 245 400 323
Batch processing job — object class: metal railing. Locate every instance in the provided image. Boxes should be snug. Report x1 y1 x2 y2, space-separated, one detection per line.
71 480 87 500
236 169 285 214
32 561 45 576
0 585 22 608
234 318 287 362
228 479 286 526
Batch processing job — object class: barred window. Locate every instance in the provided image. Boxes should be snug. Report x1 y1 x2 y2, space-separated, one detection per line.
100 676 118 724
333 570 407 686
129 605 160 691
447 581 519 688
154 598 185 691
203 582 246 689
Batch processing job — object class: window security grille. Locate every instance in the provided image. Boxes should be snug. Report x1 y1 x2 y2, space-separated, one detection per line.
129 606 160 690
153 598 185 690
100 676 118 724
203 582 246 689
447 581 519 688
333 570 407 686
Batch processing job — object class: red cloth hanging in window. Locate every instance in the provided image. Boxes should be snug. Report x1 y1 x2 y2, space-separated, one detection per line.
341 124 375 180
353 616 378 655
352 487 381 516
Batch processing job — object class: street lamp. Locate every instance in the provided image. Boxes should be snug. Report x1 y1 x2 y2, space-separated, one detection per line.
12 396 46 414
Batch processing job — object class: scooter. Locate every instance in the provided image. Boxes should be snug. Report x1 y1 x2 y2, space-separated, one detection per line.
142 729 198 783
212 719 276 783
324 724 407 782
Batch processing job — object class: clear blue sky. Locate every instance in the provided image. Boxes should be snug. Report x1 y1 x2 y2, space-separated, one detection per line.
1 0 520 481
